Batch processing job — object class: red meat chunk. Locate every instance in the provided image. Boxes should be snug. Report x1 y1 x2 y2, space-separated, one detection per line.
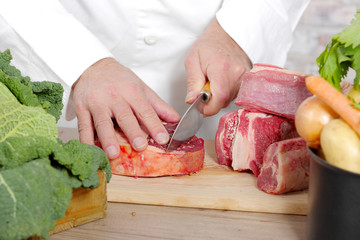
257 137 310 194
216 108 298 176
97 123 205 177
235 64 312 119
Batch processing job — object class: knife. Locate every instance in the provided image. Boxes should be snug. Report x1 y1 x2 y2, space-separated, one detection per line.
166 82 211 151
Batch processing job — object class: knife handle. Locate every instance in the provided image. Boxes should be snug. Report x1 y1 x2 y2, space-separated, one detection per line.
199 81 211 103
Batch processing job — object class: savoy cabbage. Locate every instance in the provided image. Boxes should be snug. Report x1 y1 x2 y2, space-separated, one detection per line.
0 50 111 240
0 80 58 142
0 158 75 240
0 49 64 121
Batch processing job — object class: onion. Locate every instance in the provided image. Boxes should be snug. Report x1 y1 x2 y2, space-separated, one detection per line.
295 95 339 149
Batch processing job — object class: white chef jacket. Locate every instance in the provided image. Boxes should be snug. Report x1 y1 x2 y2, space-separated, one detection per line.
0 0 309 140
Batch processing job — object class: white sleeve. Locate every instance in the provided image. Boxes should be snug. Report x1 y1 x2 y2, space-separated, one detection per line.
0 0 113 87
216 0 310 67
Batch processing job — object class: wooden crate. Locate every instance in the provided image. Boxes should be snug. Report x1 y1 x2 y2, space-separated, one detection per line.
50 170 108 234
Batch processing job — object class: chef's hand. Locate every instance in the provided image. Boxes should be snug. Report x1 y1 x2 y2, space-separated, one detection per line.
72 58 181 159
185 18 252 116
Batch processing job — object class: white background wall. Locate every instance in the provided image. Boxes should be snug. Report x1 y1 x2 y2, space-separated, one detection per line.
285 0 358 81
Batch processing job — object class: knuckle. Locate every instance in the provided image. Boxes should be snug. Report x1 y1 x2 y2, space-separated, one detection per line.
125 81 141 95
219 56 233 71
231 64 246 80
74 95 96 112
116 111 135 126
94 118 113 129
77 122 94 144
187 79 198 90
74 101 87 112
105 86 120 99
86 90 100 103
137 107 156 121
77 123 92 136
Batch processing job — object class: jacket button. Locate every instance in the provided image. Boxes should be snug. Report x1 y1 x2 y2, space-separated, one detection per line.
144 35 158 45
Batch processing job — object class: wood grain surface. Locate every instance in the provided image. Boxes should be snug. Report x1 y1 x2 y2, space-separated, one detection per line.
107 141 308 215
50 202 307 240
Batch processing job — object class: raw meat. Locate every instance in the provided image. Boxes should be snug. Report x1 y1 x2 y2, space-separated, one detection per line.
257 137 310 194
235 64 312 119
215 108 298 176
98 123 205 177
215 110 239 166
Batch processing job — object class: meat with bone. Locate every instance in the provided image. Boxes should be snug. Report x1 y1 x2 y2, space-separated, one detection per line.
235 64 312 119
215 108 298 176
215 110 239 166
257 137 310 194
97 123 205 177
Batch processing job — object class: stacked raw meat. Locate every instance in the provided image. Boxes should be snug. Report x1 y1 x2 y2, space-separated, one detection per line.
215 64 312 194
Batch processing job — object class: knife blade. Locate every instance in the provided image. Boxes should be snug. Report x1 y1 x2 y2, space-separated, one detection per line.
166 82 211 151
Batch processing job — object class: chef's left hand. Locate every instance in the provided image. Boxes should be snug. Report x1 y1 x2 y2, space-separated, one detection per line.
184 18 252 116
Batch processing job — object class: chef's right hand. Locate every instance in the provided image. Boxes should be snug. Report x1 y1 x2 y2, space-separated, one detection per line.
184 18 252 116
72 57 181 159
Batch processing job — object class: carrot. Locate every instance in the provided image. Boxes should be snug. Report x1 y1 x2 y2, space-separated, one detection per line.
305 75 360 136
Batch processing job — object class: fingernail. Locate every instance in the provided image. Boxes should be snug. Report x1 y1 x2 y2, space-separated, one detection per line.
185 91 195 103
106 145 119 159
132 137 147 150
156 132 169 145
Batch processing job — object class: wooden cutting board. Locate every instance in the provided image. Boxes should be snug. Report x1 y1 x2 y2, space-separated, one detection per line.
107 141 308 215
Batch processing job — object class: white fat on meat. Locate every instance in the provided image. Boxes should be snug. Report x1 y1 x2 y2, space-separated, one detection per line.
231 110 270 172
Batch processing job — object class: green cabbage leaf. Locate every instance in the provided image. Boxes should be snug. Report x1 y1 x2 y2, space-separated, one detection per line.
0 50 111 240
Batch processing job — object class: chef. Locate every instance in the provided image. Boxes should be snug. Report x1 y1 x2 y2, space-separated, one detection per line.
0 0 310 159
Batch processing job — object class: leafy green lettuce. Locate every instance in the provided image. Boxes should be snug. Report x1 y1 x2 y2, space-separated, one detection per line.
317 9 360 91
